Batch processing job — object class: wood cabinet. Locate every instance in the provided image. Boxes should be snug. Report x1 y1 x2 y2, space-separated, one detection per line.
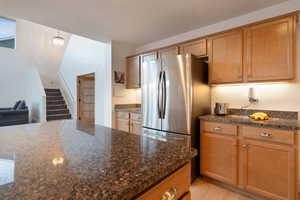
208 30 244 84
244 16 297 82
180 39 207 57
200 132 238 185
200 121 298 200
136 163 191 200
115 111 142 134
240 139 296 200
200 122 238 185
159 46 179 59
126 55 141 89
126 13 297 85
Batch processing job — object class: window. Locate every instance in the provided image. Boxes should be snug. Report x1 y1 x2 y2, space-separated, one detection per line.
0 17 16 49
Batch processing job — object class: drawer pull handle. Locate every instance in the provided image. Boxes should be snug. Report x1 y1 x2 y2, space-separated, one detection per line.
260 132 272 137
161 187 177 200
213 127 221 131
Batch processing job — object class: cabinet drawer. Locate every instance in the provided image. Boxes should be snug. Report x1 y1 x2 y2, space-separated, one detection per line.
201 121 237 136
136 163 191 200
131 113 142 122
116 111 130 120
241 126 295 145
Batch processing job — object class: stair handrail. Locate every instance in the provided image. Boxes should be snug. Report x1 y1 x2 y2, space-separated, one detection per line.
58 71 76 116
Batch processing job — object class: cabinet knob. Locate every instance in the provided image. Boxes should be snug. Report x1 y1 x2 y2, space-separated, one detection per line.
242 144 248 148
161 187 177 200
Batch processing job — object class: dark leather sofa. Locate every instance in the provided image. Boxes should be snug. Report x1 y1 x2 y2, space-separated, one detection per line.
0 101 29 127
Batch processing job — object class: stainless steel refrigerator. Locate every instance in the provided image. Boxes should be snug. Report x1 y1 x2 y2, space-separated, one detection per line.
141 53 211 180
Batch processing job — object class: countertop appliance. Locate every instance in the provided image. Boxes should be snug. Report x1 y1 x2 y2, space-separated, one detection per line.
214 103 229 116
141 53 210 181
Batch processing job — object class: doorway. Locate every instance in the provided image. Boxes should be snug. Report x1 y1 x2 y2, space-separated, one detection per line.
77 73 95 124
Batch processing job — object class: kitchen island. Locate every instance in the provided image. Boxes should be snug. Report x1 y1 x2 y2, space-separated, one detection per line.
0 120 195 200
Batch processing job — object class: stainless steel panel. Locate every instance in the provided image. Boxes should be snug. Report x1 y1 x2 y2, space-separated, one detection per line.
141 56 162 130
161 54 192 134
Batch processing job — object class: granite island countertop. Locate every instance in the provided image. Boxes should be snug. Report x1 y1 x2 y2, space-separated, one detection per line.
199 115 300 131
0 120 196 200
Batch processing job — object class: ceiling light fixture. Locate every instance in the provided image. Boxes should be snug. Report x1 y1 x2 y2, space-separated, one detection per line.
52 32 65 46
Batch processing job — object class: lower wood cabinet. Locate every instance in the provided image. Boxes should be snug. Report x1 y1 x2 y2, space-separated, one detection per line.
200 132 237 185
240 139 296 200
115 111 142 134
136 163 191 200
200 121 298 200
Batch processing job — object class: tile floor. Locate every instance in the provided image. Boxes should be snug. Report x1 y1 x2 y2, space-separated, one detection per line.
191 179 254 200
191 179 300 200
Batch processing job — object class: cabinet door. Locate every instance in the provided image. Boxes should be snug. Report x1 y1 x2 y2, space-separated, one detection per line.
244 16 296 82
126 56 141 89
131 121 142 135
208 30 244 84
200 132 238 185
159 46 179 60
116 119 130 132
180 39 207 56
240 139 296 200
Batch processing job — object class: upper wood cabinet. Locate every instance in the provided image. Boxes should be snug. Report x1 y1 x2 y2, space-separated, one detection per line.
180 39 207 56
126 55 141 89
244 16 297 82
208 30 244 84
158 46 179 58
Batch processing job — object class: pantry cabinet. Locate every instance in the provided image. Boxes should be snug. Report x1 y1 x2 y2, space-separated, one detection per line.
207 30 244 84
126 55 141 89
244 15 297 82
200 121 298 200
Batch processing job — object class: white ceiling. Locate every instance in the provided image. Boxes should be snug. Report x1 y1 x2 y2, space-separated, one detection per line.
0 0 287 46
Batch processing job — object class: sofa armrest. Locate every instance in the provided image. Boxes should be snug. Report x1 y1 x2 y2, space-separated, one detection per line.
0 108 12 111
0 109 28 115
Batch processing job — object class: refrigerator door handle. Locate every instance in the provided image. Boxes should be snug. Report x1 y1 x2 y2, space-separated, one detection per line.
162 71 167 119
158 71 163 118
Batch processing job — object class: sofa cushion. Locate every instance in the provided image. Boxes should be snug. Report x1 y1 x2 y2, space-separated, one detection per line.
16 101 26 110
13 101 22 110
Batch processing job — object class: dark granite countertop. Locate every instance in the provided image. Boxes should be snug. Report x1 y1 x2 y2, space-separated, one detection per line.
0 120 195 200
199 115 300 131
115 108 142 114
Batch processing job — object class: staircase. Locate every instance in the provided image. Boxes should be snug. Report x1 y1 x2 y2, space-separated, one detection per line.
45 89 72 121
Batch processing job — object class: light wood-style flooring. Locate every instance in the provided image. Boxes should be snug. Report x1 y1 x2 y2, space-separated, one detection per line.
191 178 300 200
191 179 252 200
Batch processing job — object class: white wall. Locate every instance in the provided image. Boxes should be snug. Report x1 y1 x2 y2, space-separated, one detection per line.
0 47 46 122
136 0 300 53
0 18 71 122
59 35 112 127
16 19 71 88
